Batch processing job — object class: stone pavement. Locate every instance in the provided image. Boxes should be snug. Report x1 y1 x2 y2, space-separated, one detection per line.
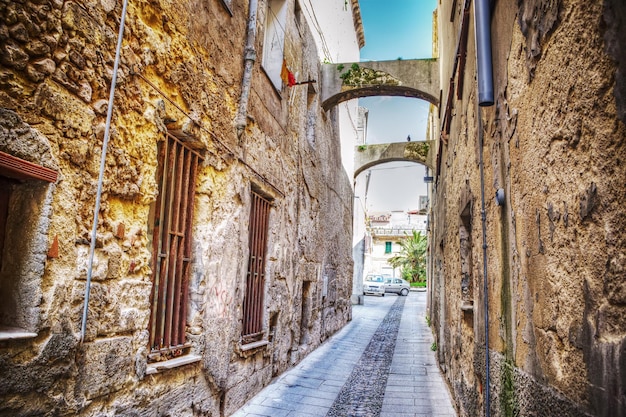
230 291 457 417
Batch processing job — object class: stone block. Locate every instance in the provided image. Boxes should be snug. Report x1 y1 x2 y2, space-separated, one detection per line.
25 40 50 57
9 23 29 43
224 364 273 416
34 81 95 134
0 40 29 70
61 2 105 46
76 246 110 282
69 50 86 70
76 336 133 400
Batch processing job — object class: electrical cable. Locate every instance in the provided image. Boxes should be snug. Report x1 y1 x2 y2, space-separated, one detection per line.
131 69 285 198
301 0 333 61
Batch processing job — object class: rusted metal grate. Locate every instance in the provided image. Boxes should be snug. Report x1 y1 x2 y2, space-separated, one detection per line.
242 191 271 341
148 133 202 359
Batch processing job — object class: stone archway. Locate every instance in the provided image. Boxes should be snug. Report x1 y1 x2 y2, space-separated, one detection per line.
354 141 434 178
321 59 439 111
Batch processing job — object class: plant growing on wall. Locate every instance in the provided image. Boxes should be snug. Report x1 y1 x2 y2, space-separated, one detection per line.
405 142 430 159
338 63 401 87
388 230 427 283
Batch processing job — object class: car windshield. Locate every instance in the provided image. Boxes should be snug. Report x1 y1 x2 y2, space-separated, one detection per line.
365 275 384 282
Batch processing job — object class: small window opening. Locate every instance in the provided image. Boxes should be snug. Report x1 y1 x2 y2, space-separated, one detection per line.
385 241 392 254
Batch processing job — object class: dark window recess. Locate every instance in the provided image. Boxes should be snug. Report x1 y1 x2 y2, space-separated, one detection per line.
0 151 56 299
0 178 11 273
0 123 59 338
148 133 202 361
242 191 272 343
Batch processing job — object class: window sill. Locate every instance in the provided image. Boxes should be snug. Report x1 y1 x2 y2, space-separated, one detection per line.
146 354 202 375
240 340 269 351
0 326 37 340
0 326 37 341
461 301 474 312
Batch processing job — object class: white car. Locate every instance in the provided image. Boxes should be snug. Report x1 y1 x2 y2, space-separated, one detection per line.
363 274 386 296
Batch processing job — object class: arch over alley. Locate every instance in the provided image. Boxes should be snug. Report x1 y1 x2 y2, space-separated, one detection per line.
354 141 435 178
321 59 440 111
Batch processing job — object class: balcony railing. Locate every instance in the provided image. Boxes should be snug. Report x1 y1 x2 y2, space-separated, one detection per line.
368 226 425 237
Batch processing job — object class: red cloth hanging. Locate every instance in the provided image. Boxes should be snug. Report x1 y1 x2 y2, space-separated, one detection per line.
288 71 296 87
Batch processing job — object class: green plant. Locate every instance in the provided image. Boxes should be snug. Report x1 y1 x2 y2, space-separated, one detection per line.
430 342 437 351
388 230 427 284
339 63 360 81
357 144 367 151
425 315 431 327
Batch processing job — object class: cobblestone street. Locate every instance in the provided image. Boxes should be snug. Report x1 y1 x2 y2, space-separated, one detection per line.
231 291 457 417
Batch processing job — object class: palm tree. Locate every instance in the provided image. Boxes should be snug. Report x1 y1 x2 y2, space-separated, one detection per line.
388 230 427 283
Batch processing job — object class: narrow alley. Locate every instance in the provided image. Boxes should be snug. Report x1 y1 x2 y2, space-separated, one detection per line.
1 1 625 416
232 291 456 417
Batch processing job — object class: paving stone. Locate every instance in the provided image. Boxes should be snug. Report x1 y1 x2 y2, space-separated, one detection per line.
326 297 405 417
237 404 292 417
230 293 457 417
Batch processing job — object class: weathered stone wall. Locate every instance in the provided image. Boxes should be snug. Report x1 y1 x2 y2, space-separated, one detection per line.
432 0 626 416
0 0 354 415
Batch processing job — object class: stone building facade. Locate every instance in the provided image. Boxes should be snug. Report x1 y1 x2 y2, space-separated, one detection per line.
430 0 626 416
0 0 361 415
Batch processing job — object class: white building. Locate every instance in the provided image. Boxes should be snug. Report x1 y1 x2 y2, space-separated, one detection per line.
365 208 428 278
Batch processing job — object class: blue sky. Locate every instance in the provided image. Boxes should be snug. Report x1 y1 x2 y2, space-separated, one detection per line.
356 0 436 213
359 0 436 144
359 0 437 61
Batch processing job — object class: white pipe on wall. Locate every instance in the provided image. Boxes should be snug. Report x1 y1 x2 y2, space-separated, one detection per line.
80 0 129 343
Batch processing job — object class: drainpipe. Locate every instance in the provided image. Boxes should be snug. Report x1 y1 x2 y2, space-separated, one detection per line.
80 0 129 343
478 104 491 417
475 0 494 412
235 0 259 138
474 0 494 106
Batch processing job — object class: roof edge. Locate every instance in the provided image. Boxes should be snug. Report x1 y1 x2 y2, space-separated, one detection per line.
350 0 365 49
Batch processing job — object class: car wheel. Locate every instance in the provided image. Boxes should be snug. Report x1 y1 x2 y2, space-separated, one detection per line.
401 288 409 296
382 293 385 297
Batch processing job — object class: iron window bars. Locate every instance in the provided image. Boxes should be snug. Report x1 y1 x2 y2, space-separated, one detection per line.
242 191 271 343
148 133 202 360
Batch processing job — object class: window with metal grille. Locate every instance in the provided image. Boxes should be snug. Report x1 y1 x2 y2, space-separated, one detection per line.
148 133 202 361
242 191 272 343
